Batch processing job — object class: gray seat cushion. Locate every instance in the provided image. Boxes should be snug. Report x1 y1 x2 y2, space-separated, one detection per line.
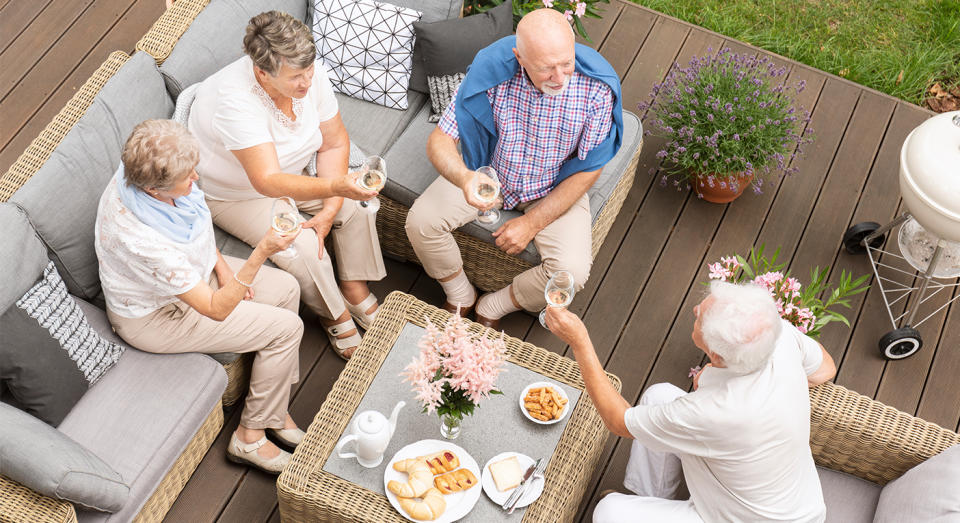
62 300 227 523
159 0 310 98
9 52 174 301
382 105 643 264
816 466 880 523
874 443 960 522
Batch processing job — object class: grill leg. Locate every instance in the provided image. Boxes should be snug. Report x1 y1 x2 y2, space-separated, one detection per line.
904 241 945 327
864 212 911 245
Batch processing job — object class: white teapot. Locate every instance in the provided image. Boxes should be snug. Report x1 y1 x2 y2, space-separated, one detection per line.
334 401 405 468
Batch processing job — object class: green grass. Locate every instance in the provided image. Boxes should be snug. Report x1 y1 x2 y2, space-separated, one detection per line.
630 0 960 105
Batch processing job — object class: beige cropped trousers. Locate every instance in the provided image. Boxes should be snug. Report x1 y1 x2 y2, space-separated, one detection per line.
108 256 303 430
207 196 386 321
405 177 593 312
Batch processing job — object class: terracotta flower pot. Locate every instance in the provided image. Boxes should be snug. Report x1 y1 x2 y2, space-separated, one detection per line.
693 172 754 203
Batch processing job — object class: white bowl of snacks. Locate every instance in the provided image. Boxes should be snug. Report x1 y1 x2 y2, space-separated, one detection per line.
519 381 570 425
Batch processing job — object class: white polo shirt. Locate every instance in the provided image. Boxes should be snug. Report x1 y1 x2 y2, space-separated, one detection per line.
624 320 827 522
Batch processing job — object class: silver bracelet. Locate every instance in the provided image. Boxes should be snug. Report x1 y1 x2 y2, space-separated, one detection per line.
233 274 253 288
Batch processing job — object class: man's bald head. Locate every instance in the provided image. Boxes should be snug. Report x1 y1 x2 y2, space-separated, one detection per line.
513 9 576 95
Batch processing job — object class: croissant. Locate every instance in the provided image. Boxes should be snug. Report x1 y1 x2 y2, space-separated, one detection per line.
388 458 433 498
398 487 446 520
424 451 460 475
433 468 478 494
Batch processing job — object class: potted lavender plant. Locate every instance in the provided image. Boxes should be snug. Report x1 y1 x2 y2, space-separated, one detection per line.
639 48 814 203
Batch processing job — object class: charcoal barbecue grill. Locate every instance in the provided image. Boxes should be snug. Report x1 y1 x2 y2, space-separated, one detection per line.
842 111 960 359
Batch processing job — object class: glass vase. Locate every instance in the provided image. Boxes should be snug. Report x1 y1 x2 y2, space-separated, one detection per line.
439 413 462 440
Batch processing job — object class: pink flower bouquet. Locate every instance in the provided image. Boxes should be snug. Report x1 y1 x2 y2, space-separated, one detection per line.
402 314 508 422
706 246 869 338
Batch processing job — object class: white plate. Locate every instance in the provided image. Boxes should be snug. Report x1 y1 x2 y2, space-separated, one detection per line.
519 381 570 425
481 452 544 509
383 439 482 523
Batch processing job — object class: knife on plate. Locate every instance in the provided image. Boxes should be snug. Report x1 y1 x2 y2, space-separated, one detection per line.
502 458 541 511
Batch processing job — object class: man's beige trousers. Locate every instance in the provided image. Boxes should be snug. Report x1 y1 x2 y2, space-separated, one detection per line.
109 257 303 430
207 196 386 320
405 177 592 311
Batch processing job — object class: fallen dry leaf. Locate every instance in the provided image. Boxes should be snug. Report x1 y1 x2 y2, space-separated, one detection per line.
896 70 904 85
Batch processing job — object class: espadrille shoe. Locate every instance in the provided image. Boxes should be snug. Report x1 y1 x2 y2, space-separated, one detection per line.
227 433 290 474
268 427 306 448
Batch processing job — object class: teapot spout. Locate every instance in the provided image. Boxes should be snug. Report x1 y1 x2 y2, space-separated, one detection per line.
388 401 406 436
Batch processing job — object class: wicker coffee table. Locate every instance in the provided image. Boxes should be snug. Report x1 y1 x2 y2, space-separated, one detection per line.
277 291 621 522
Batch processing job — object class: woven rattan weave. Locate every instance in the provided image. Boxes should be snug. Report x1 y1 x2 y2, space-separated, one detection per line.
375 142 643 292
220 354 253 407
277 291 622 522
136 0 212 64
0 52 130 203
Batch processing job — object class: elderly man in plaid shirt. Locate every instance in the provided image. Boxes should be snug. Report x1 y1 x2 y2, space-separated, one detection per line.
405 8 623 329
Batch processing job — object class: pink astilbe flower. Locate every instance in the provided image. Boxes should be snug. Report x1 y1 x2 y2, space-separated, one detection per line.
563 9 573 21
402 314 508 415
542 0 554 7
575 2 587 17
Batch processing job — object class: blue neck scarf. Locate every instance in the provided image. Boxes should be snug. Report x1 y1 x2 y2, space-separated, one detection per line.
114 165 211 244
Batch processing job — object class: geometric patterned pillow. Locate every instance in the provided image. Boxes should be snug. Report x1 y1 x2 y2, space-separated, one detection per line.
312 0 422 110
0 262 125 425
427 73 465 123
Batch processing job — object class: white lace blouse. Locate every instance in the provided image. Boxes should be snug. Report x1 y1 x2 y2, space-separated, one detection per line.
188 55 340 201
95 177 218 318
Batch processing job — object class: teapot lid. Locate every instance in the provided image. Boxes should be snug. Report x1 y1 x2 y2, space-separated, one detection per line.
357 411 385 434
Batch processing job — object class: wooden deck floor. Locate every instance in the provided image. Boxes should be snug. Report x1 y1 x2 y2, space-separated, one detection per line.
5 1 959 521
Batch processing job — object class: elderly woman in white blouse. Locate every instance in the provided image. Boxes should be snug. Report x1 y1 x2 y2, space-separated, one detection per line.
96 119 304 474
188 10 385 359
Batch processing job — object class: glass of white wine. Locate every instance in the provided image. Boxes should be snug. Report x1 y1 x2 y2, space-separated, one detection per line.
270 196 302 259
539 270 575 329
472 166 501 225
357 155 386 213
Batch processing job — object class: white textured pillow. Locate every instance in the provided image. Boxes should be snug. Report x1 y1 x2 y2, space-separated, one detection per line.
312 0 422 110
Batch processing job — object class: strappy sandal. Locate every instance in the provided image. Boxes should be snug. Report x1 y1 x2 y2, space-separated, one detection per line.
326 319 363 360
345 293 379 330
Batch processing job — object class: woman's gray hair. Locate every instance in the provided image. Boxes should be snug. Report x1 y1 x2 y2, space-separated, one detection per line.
243 11 316 76
121 119 199 191
701 281 782 374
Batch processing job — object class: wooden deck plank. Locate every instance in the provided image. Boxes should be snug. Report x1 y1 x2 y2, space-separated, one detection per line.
918 301 960 431
595 7 656 79
0 0 141 151
0 0 54 53
0 0 94 101
0 0 163 173
617 16 690 112
576 0 623 49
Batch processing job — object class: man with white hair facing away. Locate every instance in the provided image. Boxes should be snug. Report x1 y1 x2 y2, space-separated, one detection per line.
405 8 623 329
545 281 836 522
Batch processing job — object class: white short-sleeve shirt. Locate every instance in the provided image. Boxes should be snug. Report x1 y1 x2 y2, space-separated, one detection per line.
94 177 218 318
189 56 340 201
624 320 827 523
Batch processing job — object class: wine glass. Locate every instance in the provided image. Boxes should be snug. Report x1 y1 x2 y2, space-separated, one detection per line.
357 155 386 213
270 196 302 259
539 270 575 329
472 166 501 225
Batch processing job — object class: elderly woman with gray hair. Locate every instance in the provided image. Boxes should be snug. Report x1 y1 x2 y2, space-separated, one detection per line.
188 10 385 360
95 119 306 474
545 281 836 522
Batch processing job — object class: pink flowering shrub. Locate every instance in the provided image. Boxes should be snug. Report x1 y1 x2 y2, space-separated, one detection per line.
706 245 869 338
463 0 608 42
401 314 508 420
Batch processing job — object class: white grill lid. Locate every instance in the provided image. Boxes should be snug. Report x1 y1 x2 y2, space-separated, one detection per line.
899 111 960 242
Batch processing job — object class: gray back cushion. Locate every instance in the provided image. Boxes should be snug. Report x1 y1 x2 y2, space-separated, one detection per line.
0 203 49 310
874 443 960 522
382 106 643 265
10 52 174 300
0 402 129 513
816 466 879 523
337 91 428 157
158 0 309 98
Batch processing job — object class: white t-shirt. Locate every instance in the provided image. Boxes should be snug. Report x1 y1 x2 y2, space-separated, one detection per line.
624 320 827 523
188 55 340 201
94 178 218 318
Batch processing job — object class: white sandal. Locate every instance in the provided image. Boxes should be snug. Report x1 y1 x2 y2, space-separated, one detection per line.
326 319 362 360
345 293 379 330
227 433 290 474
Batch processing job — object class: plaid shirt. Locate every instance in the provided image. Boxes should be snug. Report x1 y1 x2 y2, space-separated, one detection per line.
438 69 614 209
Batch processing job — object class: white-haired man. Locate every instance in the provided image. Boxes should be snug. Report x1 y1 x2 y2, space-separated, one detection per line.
545 281 836 522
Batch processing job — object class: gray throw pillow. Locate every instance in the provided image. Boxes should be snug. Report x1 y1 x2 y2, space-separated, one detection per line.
408 0 513 93
874 443 960 522
0 402 129 512
427 73 465 122
0 262 124 426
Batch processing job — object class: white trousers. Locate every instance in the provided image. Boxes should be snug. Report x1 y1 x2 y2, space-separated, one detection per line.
593 383 703 523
